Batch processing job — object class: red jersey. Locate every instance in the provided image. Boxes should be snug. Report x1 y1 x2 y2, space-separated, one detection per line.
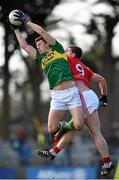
67 55 94 88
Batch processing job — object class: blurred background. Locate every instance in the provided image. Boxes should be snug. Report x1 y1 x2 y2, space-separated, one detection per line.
0 0 119 179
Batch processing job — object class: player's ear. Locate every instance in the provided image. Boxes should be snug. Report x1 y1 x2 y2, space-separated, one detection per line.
46 43 50 47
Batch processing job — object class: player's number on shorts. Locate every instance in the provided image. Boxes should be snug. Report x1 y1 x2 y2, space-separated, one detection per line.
76 64 85 76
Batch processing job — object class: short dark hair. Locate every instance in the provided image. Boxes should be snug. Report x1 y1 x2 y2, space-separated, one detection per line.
69 45 82 58
35 36 46 43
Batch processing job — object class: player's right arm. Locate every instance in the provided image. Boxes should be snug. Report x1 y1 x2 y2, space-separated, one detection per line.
91 73 108 106
91 73 107 96
26 21 56 46
14 29 37 60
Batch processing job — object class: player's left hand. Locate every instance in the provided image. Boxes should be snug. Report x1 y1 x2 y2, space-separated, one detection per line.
99 95 107 107
13 10 29 24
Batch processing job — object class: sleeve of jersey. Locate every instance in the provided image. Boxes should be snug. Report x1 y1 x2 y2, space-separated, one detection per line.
87 67 94 78
52 41 65 53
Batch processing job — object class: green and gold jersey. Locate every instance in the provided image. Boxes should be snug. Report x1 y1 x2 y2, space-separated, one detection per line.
35 41 74 89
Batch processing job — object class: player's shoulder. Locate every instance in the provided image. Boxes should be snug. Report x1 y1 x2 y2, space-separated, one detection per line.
52 40 65 53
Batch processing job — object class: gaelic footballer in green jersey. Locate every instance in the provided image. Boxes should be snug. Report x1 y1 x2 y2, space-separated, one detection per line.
13 16 84 151
36 41 74 89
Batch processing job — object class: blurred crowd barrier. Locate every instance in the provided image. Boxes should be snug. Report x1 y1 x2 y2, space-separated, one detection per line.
0 132 118 179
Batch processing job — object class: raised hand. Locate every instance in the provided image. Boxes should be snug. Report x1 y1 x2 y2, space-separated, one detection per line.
13 10 29 24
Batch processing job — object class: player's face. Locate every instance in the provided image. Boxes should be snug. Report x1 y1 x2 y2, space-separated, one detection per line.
66 48 75 57
36 40 50 53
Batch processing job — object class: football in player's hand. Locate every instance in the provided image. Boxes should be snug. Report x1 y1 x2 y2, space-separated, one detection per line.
9 10 23 26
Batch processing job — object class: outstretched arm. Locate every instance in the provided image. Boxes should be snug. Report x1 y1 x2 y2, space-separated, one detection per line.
14 29 37 59
91 73 107 96
26 21 56 45
91 73 108 106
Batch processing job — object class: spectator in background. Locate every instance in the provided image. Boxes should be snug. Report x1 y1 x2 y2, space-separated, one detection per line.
10 128 31 166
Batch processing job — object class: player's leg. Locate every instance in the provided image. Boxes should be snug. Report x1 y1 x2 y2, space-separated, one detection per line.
56 106 85 134
48 109 65 142
53 105 84 139
37 87 84 159
68 86 84 130
80 89 114 175
36 109 66 160
48 109 65 134
48 106 85 158
49 130 75 158
37 130 75 160
47 88 69 142
54 130 75 149
85 111 109 157
52 86 85 141
54 104 85 143
69 106 84 130
37 106 85 160
85 110 114 176
37 107 84 160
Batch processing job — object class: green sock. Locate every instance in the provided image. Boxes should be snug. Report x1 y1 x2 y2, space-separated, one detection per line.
63 120 74 132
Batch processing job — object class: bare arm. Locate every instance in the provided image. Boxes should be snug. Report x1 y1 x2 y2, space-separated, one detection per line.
26 21 56 45
14 29 37 60
91 73 107 96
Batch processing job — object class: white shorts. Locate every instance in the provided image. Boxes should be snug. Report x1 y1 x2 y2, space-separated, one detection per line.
80 89 99 116
50 86 82 110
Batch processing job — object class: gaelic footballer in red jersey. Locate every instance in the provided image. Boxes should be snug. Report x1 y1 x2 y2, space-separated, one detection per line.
66 46 107 106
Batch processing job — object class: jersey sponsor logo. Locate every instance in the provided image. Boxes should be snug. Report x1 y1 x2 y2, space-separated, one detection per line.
76 64 85 76
41 49 67 69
